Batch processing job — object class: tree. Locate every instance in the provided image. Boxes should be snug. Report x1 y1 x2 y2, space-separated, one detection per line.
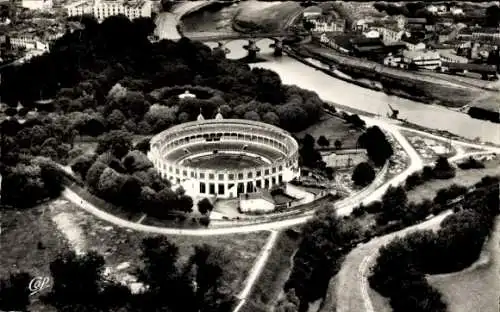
107 109 126 130
197 198 213 215
433 156 455 179
334 139 342 150
177 195 194 213
262 111 280 126
96 130 133 159
0 272 33 312
381 186 408 223
97 167 126 199
358 126 393 167
85 161 108 191
486 5 500 27
352 162 376 187
122 150 154 173
317 135 330 148
48 251 105 307
243 111 261 121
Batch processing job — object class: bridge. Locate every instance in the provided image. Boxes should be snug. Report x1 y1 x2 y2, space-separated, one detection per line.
185 31 309 58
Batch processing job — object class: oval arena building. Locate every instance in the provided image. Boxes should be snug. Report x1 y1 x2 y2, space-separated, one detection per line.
148 114 300 199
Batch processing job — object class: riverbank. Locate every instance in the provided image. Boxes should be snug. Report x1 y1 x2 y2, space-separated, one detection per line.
301 43 490 109
276 47 500 147
232 1 302 33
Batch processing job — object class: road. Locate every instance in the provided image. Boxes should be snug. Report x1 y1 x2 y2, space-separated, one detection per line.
335 211 453 312
233 230 279 312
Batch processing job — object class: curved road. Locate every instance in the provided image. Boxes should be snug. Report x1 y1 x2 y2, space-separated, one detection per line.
335 211 453 312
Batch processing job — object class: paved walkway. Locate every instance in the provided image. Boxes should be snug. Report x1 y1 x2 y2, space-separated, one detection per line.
234 230 279 312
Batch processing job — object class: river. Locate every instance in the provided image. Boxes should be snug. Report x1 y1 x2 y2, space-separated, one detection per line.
182 4 500 145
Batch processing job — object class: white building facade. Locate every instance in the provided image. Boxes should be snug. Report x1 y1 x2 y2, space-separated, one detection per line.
22 0 53 11
66 0 151 21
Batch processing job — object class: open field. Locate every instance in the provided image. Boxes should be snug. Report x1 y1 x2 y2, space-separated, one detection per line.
1 197 269 311
428 216 500 312
233 0 302 32
240 229 301 312
1 203 70 279
407 159 500 204
48 198 270 293
294 113 361 150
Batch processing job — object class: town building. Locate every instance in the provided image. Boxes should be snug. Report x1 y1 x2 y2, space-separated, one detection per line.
21 0 53 11
66 0 93 17
66 0 152 21
406 18 427 31
402 50 441 70
302 6 322 19
372 27 406 44
438 49 468 64
9 35 49 52
311 17 345 33
450 7 464 15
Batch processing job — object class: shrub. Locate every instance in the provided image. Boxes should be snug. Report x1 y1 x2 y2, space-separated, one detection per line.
457 156 485 170
352 162 376 187
404 171 423 190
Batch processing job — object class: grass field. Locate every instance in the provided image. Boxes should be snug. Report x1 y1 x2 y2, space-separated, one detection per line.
49 199 270 293
240 229 301 312
1 203 70 280
294 113 361 150
2 197 270 311
407 160 500 204
427 216 500 312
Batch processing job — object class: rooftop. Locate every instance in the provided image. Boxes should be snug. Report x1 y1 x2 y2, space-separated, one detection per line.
403 50 440 59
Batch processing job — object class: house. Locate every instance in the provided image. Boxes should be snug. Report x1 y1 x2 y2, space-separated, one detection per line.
364 29 380 39
239 190 275 213
352 18 374 32
450 7 464 15
426 5 439 14
351 37 386 56
406 18 427 31
303 6 322 19
374 27 406 44
22 0 53 11
442 62 497 78
438 49 468 64
322 149 367 168
404 40 426 51
472 28 500 42
311 17 345 33
66 0 152 21
402 50 442 70
384 54 405 68
319 33 351 54
457 28 473 40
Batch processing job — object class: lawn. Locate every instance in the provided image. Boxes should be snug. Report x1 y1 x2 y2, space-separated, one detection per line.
427 216 500 312
48 198 270 294
294 113 361 150
407 159 500 204
240 229 301 312
0 203 70 279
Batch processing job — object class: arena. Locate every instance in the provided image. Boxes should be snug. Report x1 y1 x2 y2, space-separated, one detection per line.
148 114 300 199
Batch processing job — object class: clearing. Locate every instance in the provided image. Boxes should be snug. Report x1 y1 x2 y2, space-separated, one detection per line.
294 113 361 150
240 229 301 312
427 216 500 312
407 157 500 204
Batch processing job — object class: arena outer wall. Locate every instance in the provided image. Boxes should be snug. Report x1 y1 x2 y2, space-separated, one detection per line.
148 119 300 199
